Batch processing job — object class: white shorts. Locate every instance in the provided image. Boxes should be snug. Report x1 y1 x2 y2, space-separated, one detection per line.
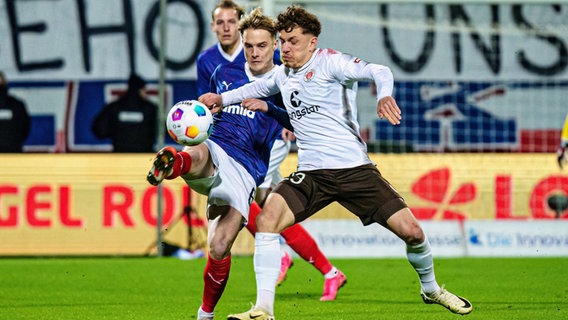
181 140 256 222
259 139 291 189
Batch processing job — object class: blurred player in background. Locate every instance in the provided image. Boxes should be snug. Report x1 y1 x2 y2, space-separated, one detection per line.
197 0 245 96
558 113 568 169
197 0 280 96
200 4 472 319
148 7 344 320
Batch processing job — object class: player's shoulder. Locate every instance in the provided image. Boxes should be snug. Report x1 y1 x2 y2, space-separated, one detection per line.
214 59 245 77
318 48 343 57
314 48 346 66
317 48 362 67
197 44 220 62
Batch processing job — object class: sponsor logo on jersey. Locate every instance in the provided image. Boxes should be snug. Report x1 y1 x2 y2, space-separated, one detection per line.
288 90 321 120
223 104 255 119
221 81 232 90
290 91 301 108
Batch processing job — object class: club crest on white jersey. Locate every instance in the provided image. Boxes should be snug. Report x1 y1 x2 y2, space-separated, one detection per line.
304 69 315 82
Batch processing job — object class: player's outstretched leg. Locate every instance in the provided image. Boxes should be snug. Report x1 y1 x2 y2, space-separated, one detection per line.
147 147 193 186
421 287 472 315
147 146 177 186
280 223 346 300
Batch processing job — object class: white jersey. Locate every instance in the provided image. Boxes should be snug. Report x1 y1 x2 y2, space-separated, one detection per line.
222 48 394 171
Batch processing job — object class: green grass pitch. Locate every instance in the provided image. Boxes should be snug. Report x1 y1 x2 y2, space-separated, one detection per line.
1 256 566 319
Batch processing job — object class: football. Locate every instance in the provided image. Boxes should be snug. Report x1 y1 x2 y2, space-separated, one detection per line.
166 100 213 146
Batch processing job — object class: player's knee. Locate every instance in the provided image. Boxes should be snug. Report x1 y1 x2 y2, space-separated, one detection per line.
208 240 231 260
255 209 281 233
403 224 425 246
392 219 425 245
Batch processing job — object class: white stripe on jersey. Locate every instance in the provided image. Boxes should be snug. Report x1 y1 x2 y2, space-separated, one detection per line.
217 41 243 62
222 48 394 171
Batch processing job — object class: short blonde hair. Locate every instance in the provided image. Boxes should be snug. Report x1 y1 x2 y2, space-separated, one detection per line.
239 7 277 39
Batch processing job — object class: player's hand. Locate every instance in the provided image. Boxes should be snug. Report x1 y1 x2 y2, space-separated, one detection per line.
198 93 223 114
377 96 401 125
281 128 296 142
558 144 567 169
241 98 268 113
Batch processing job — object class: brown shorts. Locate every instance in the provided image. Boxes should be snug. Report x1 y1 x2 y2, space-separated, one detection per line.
272 163 407 227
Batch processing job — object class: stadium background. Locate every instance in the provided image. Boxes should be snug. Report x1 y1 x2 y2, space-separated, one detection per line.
0 0 567 257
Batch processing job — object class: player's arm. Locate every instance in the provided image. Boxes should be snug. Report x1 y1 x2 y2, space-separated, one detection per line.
199 74 280 113
222 75 279 106
198 93 224 114
333 53 401 125
281 128 295 142
265 101 293 131
240 98 293 131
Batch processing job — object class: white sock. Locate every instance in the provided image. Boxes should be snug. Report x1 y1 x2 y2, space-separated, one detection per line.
197 306 214 318
254 232 280 315
406 237 440 295
323 266 338 279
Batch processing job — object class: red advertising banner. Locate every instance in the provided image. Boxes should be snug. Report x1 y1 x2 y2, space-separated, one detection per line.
0 153 566 256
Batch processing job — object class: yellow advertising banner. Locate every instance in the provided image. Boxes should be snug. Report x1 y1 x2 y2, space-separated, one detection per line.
0 153 566 256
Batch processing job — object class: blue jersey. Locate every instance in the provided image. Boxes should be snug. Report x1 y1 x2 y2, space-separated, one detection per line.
197 43 282 96
197 43 246 96
208 61 284 186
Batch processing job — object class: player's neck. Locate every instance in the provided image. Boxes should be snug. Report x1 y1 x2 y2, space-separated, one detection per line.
221 41 240 56
250 63 274 77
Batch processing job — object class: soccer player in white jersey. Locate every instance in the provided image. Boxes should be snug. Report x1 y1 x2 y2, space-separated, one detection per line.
200 5 473 319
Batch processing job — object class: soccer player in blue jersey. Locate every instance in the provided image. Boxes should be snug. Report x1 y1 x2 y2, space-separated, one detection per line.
201 4 473 319
197 0 280 97
196 0 245 96
147 6 344 320
202 0 345 296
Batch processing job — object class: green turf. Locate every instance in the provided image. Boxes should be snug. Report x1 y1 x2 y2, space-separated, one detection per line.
0 256 566 319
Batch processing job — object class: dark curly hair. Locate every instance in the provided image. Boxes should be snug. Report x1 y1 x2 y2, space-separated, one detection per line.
276 5 321 36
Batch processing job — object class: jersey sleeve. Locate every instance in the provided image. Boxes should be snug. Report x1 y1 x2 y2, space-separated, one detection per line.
329 52 394 101
221 74 280 106
196 55 210 96
266 101 292 131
